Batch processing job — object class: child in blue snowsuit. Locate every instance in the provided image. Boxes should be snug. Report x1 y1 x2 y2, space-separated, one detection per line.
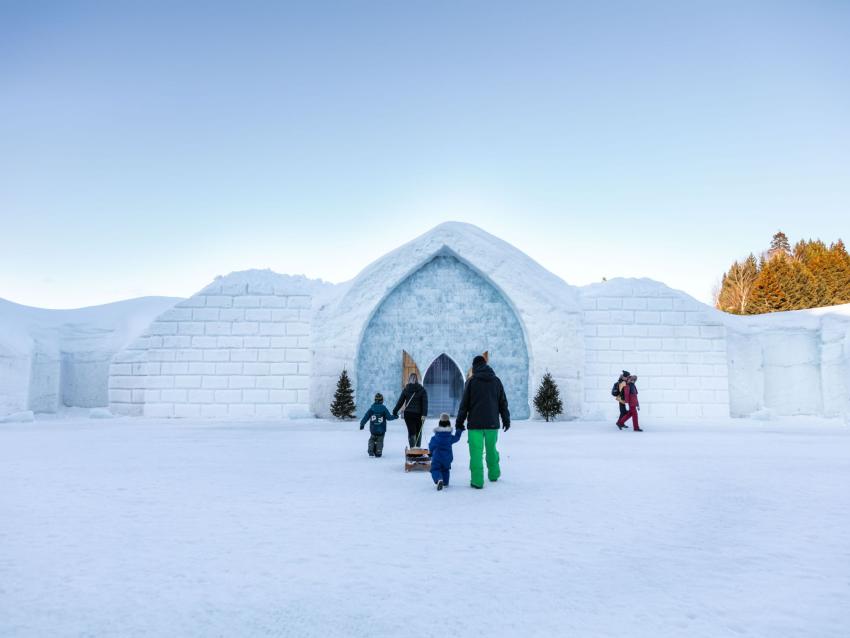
359 393 398 458
428 412 464 490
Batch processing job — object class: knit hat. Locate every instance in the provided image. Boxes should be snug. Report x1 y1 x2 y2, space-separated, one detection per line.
374 392 384 403
621 370 631 378
439 412 450 425
472 355 487 367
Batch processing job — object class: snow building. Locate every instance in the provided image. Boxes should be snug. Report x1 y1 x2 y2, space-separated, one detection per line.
98 222 850 422
2 222 849 421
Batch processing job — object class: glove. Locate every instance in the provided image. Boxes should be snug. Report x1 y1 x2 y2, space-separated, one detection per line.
359 425 364 430
456 424 465 432
503 423 510 432
637 406 640 412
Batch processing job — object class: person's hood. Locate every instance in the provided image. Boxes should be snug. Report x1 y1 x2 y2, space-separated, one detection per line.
370 402 385 410
472 362 496 380
405 382 423 391
433 425 453 433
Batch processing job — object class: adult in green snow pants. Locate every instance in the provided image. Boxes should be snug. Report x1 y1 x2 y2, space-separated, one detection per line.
455 355 511 489
467 429 501 486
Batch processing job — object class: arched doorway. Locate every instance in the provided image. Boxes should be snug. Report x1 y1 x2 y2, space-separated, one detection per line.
424 354 464 416
356 254 530 418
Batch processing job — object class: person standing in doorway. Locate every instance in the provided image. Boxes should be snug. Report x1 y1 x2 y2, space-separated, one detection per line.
456 355 510 489
393 372 429 448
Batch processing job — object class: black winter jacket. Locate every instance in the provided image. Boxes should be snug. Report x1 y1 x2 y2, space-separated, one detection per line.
455 362 510 430
392 382 428 417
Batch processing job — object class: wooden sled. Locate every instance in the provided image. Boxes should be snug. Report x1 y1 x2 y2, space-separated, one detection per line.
404 447 431 472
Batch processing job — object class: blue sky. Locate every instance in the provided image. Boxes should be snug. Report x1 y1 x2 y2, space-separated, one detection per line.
1 1 848 308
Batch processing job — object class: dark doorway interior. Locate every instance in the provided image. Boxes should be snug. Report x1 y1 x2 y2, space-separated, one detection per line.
423 354 464 417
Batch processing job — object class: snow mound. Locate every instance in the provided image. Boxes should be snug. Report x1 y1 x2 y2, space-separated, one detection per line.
0 410 34 423
750 407 775 421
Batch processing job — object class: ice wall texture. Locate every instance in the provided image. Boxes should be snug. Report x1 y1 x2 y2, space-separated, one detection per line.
0 297 179 416
356 255 529 418
311 222 583 419
580 279 730 420
109 272 323 418
724 306 850 417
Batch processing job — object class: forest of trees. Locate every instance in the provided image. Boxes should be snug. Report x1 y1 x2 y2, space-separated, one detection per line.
715 231 850 315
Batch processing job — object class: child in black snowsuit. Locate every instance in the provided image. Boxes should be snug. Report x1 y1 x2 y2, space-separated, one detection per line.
428 412 464 490
359 393 398 457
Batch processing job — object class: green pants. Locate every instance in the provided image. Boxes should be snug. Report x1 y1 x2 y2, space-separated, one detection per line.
468 429 500 488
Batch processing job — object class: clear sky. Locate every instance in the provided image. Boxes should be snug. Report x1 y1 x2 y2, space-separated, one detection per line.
1 1 848 309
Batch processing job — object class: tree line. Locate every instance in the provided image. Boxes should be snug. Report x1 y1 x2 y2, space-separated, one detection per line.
716 231 850 314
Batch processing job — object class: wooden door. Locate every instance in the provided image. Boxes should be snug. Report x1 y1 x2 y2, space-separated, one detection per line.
402 350 421 386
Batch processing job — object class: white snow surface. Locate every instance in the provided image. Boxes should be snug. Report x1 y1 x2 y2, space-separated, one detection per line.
1 417 847 637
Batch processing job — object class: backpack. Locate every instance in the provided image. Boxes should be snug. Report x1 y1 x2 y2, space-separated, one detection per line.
611 380 622 398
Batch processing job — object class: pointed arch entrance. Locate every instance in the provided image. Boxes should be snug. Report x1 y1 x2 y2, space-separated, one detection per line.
423 354 464 416
356 254 529 419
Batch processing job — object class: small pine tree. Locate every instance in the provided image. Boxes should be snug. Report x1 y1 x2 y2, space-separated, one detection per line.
533 372 563 422
330 369 356 419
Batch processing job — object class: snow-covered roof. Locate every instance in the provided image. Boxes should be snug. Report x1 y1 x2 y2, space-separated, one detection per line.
199 269 333 297
323 220 579 315
581 277 704 300
722 301 850 332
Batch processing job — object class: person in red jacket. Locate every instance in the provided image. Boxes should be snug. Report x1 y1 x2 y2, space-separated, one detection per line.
616 374 643 432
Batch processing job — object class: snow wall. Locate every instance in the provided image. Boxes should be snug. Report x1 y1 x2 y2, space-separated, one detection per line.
357 254 530 418
580 280 730 420
109 272 329 418
4 223 850 421
724 305 850 419
310 223 584 420
0 297 180 416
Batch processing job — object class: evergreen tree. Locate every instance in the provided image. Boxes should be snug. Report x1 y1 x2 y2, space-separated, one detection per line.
787 260 816 310
533 372 563 422
719 232 849 314
330 369 356 419
793 238 828 265
826 241 850 305
768 230 791 258
746 259 789 314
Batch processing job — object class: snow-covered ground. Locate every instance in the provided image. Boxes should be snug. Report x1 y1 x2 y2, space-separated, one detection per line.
1 417 847 637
